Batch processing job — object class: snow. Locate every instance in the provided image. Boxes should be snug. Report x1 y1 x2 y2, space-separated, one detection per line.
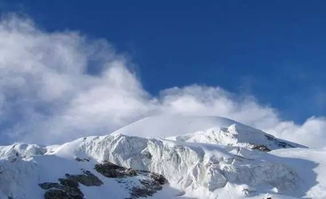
114 114 303 150
112 114 243 138
271 148 326 198
0 115 325 199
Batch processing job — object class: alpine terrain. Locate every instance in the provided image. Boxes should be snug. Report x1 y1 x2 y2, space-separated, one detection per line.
1 115 326 199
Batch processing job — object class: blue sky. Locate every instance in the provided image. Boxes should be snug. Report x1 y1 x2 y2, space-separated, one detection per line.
2 0 325 122
0 1 325 145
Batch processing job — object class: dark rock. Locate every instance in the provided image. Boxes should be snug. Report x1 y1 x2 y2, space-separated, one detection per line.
265 135 274 141
44 188 83 199
127 171 167 198
130 186 157 198
44 189 69 199
58 178 84 199
40 163 168 199
265 135 294 148
62 187 83 198
75 157 90 162
39 170 103 199
150 173 168 185
252 145 271 152
40 175 84 199
94 161 168 198
59 178 79 188
278 141 293 148
39 182 63 190
129 178 164 198
95 161 137 178
65 170 103 186
143 152 152 159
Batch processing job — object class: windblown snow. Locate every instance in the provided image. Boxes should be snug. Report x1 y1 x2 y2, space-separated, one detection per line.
0 115 325 199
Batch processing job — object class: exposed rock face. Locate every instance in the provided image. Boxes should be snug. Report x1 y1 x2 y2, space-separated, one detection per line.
74 157 90 162
44 189 71 199
65 170 103 186
39 183 63 190
40 178 83 199
94 161 168 198
39 170 102 199
39 163 168 199
252 144 271 152
149 172 168 185
74 134 298 195
95 161 137 178
129 171 168 199
264 135 295 148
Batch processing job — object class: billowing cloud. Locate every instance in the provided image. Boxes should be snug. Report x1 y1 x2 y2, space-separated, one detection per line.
0 15 154 144
157 86 326 148
0 15 325 147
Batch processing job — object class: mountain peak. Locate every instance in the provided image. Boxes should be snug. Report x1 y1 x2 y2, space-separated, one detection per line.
0 115 324 199
113 114 302 150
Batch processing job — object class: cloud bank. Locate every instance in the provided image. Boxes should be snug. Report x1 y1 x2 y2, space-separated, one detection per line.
0 15 325 147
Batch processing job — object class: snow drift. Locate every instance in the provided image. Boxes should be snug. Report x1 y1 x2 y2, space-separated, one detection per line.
0 115 325 199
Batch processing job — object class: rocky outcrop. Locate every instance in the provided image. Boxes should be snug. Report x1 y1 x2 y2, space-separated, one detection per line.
95 161 168 198
252 144 271 152
39 162 168 199
44 189 74 199
65 170 103 186
40 178 83 199
95 161 137 178
74 157 90 162
39 170 102 199
129 171 168 199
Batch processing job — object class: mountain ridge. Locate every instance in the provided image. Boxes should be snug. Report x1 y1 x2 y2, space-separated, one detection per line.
0 115 324 199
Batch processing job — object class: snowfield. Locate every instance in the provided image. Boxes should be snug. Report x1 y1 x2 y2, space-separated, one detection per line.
0 115 325 199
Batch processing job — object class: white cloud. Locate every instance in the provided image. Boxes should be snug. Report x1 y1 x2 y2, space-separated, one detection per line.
268 117 326 148
0 15 325 148
157 86 326 148
0 15 154 144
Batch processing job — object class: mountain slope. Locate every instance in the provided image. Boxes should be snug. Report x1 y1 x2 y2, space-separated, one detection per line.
0 115 324 199
113 115 303 150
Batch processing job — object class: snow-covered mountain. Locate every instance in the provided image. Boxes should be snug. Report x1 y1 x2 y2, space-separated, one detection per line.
0 115 325 199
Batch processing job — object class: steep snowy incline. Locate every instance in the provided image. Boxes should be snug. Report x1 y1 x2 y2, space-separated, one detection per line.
51 133 303 198
113 114 303 150
0 115 324 199
112 115 236 138
270 147 326 199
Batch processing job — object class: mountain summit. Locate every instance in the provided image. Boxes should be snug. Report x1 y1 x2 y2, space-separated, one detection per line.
113 115 301 150
0 115 325 199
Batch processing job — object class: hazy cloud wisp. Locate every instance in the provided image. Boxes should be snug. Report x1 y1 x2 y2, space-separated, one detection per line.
0 15 325 148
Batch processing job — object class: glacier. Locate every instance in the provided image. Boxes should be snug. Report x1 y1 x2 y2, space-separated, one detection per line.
0 115 325 199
